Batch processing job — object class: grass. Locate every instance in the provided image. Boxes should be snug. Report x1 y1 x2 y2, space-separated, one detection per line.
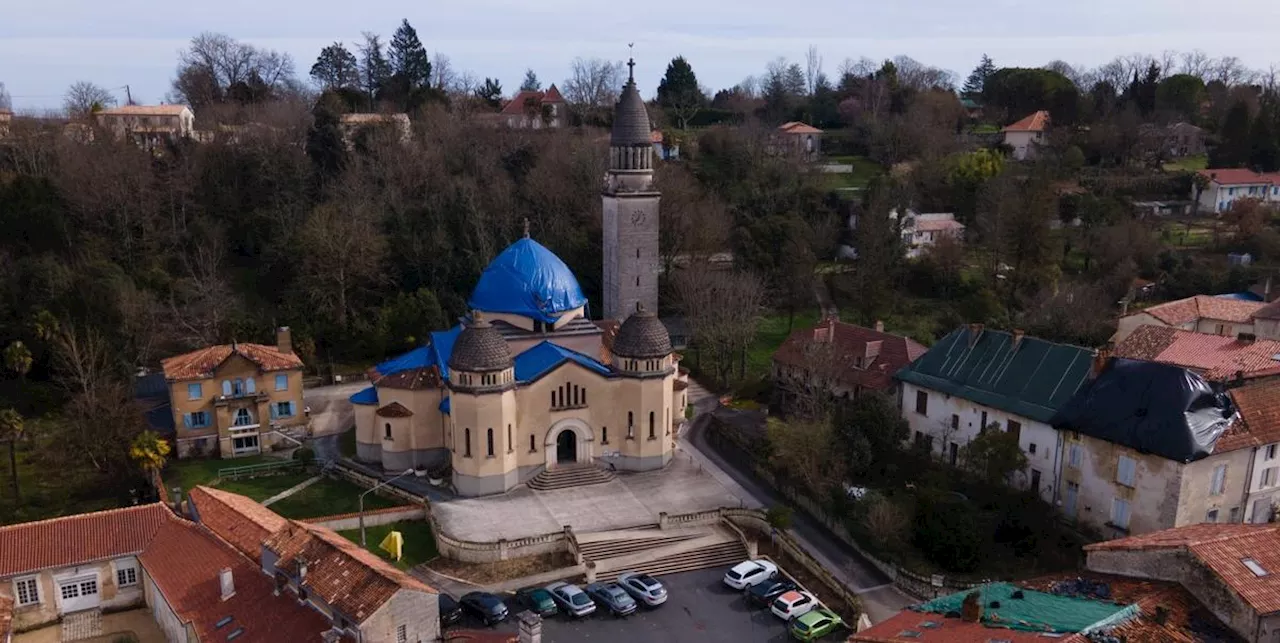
164 453 279 494
267 475 402 519
338 520 438 570
339 428 357 458
821 155 882 191
745 310 822 381
0 418 123 526
216 472 316 502
1162 154 1208 172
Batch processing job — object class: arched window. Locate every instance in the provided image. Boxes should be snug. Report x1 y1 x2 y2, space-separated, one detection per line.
464 429 472 457
507 424 513 452
246 377 256 393
649 412 655 439
487 428 495 457
222 380 232 396
573 384 579 406
385 423 392 440
529 435 536 452
233 408 253 426
233 379 244 396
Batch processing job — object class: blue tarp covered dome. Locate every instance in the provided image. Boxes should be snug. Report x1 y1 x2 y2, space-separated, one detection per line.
467 238 587 323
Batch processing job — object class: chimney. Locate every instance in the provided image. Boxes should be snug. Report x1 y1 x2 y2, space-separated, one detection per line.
874 320 884 333
1238 332 1257 345
518 611 543 643
298 558 308 581
219 568 235 601
960 591 983 623
276 326 293 354
813 317 835 343
1012 329 1025 350
1092 346 1112 378
967 323 984 348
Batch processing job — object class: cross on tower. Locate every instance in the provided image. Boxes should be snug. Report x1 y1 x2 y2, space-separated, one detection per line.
627 44 635 81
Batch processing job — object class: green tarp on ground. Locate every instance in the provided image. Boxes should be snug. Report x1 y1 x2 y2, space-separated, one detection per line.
911 582 1129 633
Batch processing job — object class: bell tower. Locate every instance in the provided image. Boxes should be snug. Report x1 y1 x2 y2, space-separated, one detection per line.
602 55 660 321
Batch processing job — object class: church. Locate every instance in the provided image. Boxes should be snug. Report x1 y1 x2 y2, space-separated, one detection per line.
350 62 689 497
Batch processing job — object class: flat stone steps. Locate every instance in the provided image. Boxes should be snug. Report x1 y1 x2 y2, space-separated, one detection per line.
596 541 747 583
577 534 702 560
527 464 616 491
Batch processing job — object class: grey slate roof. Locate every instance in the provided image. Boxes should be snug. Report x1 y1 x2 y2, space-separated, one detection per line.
611 72 652 147
612 308 672 358
448 314 512 373
894 326 1096 424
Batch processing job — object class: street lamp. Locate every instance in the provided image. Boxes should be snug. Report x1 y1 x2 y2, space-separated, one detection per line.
359 468 414 547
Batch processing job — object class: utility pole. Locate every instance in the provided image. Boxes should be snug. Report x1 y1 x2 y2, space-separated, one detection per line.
125 85 133 105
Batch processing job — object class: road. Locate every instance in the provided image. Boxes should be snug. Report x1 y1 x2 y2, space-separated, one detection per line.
304 381 368 437
679 380 913 623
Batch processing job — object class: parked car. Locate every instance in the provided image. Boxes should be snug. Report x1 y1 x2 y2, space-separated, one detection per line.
459 591 509 626
617 572 668 607
770 590 818 621
746 579 798 608
514 587 558 617
724 560 778 590
546 581 597 618
790 607 845 641
439 593 463 625
585 582 638 617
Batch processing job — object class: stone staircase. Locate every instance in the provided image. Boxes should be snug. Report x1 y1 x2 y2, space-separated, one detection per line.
578 525 748 582
527 463 616 491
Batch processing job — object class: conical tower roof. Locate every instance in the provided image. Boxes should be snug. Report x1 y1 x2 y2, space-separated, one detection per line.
448 313 512 373
611 59 652 147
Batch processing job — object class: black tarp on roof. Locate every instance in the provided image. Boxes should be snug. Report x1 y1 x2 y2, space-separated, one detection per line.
1050 358 1238 463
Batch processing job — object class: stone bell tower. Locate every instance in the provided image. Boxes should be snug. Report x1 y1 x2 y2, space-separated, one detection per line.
602 56 660 321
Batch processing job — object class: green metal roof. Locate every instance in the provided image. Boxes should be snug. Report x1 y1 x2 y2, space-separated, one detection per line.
913 583 1133 633
894 327 1095 424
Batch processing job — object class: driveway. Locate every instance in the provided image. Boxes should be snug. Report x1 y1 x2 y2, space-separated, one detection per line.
304 381 368 437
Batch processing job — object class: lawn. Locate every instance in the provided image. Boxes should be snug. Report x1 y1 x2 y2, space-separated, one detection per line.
745 309 822 381
0 419 123 525
1162 155 1208 172
822 155 882 190
164 453 282 494
216 472 316 502
338 520 438 570
267 475 402 519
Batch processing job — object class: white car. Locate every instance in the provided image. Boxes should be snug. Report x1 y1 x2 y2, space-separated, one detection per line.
545 581 596 618
770 590 817 620
723 560 778 590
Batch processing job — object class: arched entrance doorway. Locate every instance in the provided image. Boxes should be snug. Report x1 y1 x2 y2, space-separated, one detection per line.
556 430 576 464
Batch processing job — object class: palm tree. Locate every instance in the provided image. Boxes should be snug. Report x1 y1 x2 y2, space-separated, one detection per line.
0 409 23 502
4 341 32 383
129 431 171 483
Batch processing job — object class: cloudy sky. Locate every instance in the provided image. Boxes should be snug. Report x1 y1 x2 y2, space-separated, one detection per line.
2 0 1278 110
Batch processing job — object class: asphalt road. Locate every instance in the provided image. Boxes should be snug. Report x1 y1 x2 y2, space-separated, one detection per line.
445 568 847 643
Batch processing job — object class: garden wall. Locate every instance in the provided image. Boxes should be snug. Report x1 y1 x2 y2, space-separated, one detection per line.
429 514 573 563
302 505 426 531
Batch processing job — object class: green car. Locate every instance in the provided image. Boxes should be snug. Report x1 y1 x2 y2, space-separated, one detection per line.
790 607 844 641
515 587 558 617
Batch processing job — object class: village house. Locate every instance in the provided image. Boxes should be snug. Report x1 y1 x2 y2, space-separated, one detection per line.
1225 383 1280 524
0 109 11 138
94 105 195 145
1193 168 1280 214
1085 522 1280 642
1113 294 1267 343
1141 121 1206 158
889 208 966 259
1113 325 1280 385
161 327 306 459
1001 110 1049 160
1051 358 1249 538
775 121 822 161
499 85 567 129
339 113 412 148
771 317 925 412
893 325 1095 502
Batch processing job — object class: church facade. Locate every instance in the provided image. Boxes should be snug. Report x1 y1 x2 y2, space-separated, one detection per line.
350 62 689 497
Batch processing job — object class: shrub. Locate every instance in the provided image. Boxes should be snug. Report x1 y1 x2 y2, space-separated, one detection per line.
862 494 910 553
912 494 985 573
766 505 794 530
293 446 316 465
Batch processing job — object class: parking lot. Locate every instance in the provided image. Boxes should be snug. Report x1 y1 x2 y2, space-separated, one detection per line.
444 567 848 642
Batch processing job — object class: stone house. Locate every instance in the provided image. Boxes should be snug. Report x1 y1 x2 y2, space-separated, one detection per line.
499 85 567 129
1113 325 1280 385
894 325 1096 501
889 209 966 259
94 105 194 145
1193 168 1280 214
1227 383 1280 524
1001 110 1049 160
339 113 411 148
771 317 925 410
1086 523 1280 642
1113 294 1267 343
0 504 168 631
161 327 307 459
775 122 822 161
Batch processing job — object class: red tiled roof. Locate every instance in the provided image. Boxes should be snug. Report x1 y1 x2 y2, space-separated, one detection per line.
98 104 190 116
1087 523 1280 616
1138 295 1264 325
0 504 170 577
140 516 334 643
773 319 926 392
1113 325 1280 380
1198 168 1280 186
189 486 287 563
1254 298 1280 320
499 87 565 116
376 401 413 418
914 219 965 233
778 121 822 134
162 342 303 381
1227 382 1280 450
373 366 442 390
263 520 434 622
542 84 565 102
1003 110 1050 132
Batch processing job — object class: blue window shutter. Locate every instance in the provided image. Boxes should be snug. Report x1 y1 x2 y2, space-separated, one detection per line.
247 377 256 393
270 405 278 420
182 413 192 429
288 401 296 417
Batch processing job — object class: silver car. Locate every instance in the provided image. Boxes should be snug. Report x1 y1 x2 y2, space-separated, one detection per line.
545 581 597 618
617 572 668 607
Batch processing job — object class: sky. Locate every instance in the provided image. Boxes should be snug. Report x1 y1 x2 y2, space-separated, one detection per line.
2 0 1279 111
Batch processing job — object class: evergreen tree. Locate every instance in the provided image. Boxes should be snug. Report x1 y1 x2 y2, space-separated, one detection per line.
1250 109 1280 172
657 56 705 129
388 19 431 98
310 42 360 91
1211 101 1253 168
306 96 347 179
476 77 504 110
962 54 995 97
357 33 391 108
519 69 541 92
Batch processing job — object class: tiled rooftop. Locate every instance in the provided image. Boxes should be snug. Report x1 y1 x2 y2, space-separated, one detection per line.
0 503 169 577
1002 110 1049 132
1136 295 1264 325
188 486 287 562
774 318 925 392
161 342 303 381
1113 325 1280 380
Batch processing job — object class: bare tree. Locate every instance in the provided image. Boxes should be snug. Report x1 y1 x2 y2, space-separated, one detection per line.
171 32 297 107
1210 56 1255 85
64 81 117 118
431 52 457 91
673 269 765 386
891 56 956 91
297 192 387 328
655 164 733 273
805 45 824 95
562 57 625 118
1178 50 1213 77
766 416 847 497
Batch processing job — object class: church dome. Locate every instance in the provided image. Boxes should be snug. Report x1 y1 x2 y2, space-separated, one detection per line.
448 314 512 373
467 237 588 324
612 306 672 359
611 69 652 147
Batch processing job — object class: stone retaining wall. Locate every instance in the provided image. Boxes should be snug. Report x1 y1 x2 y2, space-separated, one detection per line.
429 512 571 563
301 505 426 531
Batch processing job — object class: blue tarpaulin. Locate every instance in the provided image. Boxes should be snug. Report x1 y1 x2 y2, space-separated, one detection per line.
372 325 463 381
429 326 462 379
350 386 379 405
514 341 612 383
1217 292 1264 302
439 397 450 415
467 238 587 323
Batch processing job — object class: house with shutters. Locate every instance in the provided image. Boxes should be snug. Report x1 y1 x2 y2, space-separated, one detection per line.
771 317 925 412
1192 168 1280 214
1113 294 1268 344
1113 325 1280 385
893 325 1096 502
161 327 307 459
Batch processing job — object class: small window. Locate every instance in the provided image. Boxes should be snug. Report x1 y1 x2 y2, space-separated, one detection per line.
529 434 536 452
385 423 392 440
507 424 513 452
246 377 256 393
275 401 294 418
233 378 244 395
188 383 203 399
950 414 958 431
1117 455 1137 487
275 374 288 391
1266 444 1277 460
14 576 39 606
1111 497 1131 529
1029 442 1037 455
1206 509 1219 523
397 624 408 643
233 408 253 426
487 428 494 457
914 390 928 415
1210 464 1227 496
464 428 472 458
116 560 138 587
1263 467 1278 488
602 426 609 444
1230 506 1240 523
649 411 655 439
1006 419 1022 439
1069 443 1083 468
222 380 232 396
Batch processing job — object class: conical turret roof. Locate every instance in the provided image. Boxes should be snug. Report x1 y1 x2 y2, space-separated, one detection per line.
611 59 652 147
448 313 512 373
612 305 672 359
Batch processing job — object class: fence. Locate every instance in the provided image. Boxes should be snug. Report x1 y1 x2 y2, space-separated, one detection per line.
217 459 303 480
327 462 427 506
301 505 426 531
